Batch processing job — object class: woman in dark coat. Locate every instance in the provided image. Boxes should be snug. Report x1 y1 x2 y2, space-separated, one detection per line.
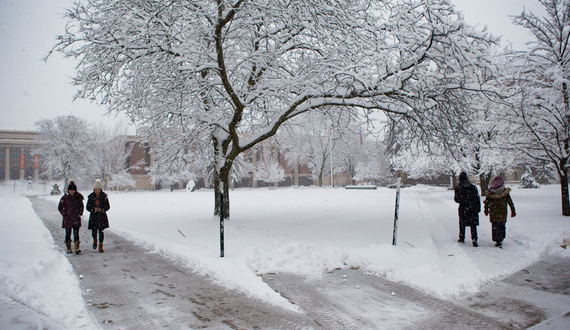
454 172 481 247
484 176 516 247
86 179 110 253
58 181 84 254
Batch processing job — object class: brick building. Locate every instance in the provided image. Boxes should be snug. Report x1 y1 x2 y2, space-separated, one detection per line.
0 130 41 180
124 135 154 190
0 130 155 190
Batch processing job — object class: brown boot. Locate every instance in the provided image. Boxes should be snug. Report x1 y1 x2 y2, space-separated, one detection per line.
74 241 81 254
65 241 72 254
99 242 104 253
93 239 98 249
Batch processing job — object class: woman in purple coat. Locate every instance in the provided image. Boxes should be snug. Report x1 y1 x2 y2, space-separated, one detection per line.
58 181 84 254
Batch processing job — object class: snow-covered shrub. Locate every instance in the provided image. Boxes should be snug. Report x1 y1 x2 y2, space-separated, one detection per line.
107 172 136 191
519 168 539 189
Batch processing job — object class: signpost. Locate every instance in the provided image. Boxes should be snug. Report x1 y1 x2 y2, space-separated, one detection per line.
392 176 401 246
219 183 225 258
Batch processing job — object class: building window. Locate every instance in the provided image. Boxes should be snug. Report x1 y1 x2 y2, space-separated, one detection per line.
11 149 20 161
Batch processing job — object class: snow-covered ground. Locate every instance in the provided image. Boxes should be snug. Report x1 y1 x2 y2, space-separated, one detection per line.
0 182 98 329
1 180 569 326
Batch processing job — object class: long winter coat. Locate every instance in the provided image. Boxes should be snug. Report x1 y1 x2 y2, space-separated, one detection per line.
58 192 84 228
86 191 110 230
454 181 481 226
484 188 515 223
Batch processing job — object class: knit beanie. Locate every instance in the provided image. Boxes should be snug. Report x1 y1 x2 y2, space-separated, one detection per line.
93 179 103 190
489 176 504 190
68 181 77 191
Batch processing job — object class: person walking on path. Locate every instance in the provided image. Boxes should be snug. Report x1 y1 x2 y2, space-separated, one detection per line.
484 176 516 247
454 172 481 247
58 181 84 254
86 179 110 253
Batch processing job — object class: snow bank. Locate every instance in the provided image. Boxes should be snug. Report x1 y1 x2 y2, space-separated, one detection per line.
0 183 98 329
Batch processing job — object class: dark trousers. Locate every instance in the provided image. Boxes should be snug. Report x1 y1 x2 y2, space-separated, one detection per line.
65 227 80 242
459 225 478 241
92 229 105 243
492 222 506 242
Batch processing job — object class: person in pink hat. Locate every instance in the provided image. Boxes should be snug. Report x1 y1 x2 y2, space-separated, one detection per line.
484 176 516 247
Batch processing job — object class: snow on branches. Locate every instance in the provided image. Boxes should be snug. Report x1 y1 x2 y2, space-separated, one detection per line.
50 0 496 217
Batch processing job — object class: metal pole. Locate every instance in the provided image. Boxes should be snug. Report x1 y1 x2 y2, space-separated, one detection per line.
329 124 333 187
220 183 225 257
392 177 401 246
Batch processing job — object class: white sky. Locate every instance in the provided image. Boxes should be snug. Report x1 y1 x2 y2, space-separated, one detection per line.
0 0 547 132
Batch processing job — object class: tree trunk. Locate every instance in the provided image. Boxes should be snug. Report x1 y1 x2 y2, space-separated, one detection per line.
214 165 231 219
561 82 570 216
479 170 492 196
560 166 570 216
213 167 221 215
450 174 457 189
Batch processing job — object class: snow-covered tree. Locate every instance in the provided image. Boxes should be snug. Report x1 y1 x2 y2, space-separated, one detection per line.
107 172 136 190
457 90 519 194
255 153 285 188
386 51 522 194
520 167 540 189
506 0 570 215
50 0 495 218
281 111 335 187
148 130 209 190
390 142 460 179
329 109 382 185
35 116 95 190
353 140 390 185
89 124 138 190
533 160 557 184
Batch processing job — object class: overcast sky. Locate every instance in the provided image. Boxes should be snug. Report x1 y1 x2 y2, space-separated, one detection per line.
0 0 547 132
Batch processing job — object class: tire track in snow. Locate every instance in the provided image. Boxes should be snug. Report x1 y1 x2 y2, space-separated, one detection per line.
412 189 484 297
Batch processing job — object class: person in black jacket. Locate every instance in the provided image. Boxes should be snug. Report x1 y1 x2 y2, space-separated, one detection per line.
454 172 481 247
86 179 110 253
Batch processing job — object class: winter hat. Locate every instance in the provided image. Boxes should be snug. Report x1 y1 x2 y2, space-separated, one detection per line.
489 176 504 190
459 172 468 182
68 181 77 191
93 179 103 190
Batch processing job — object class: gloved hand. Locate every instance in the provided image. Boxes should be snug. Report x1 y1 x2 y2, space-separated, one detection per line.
511 212 516 217
484 210 489 216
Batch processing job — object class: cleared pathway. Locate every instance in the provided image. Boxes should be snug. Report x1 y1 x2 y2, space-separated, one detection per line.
29 196 570 329
30 196 315 329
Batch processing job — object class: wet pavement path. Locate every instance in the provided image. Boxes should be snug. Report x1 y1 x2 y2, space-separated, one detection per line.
30 196 315 330
30 196 570 329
